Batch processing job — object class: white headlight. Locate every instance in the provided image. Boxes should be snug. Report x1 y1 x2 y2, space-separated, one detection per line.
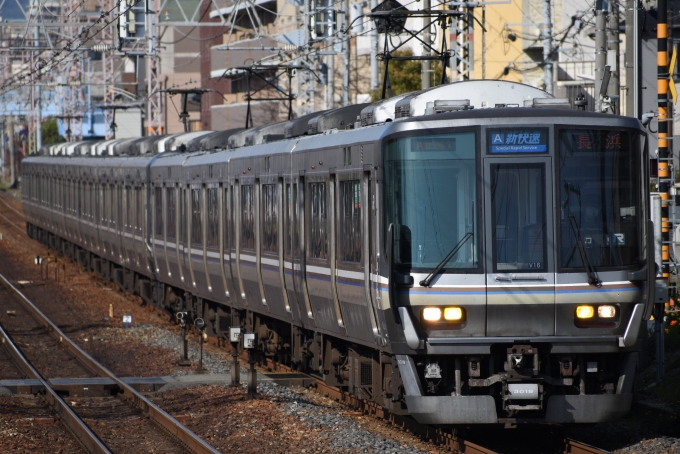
422 307 442 321
598 305 616 318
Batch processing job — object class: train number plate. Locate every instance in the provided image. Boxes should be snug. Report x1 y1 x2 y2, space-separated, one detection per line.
507 383 539 400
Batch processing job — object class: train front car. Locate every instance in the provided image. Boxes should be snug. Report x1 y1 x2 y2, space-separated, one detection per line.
379 90 650 425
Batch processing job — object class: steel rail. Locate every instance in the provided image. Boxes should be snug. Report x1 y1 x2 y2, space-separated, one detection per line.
0 272 221 454
0 324 111 454
0 210 25 233
0 195 25 218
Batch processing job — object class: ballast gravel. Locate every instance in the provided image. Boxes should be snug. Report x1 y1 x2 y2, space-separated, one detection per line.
614 436 680 454
85 323 234 376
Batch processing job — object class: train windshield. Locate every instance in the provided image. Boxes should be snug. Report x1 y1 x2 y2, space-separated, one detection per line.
558 129 642 269
384 131 478 271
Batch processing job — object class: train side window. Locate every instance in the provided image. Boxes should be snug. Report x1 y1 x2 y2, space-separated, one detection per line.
241 184 255 250
308 181 328 260
207 187 219 248
339 180 362 263
262 184 277 254
167 186 176 241
191 188 202 246
155 186 163 237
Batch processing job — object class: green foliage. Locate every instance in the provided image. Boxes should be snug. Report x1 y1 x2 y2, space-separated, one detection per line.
371 49 444 102
41 117 65 146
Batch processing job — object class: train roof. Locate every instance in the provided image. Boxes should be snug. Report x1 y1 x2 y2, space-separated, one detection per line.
26 80 645 162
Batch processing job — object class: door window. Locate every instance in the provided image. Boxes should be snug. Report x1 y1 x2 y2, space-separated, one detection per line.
491 163 547 272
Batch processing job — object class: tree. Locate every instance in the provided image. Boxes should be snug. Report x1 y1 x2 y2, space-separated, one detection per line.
41 117 65 146
371 49 444 101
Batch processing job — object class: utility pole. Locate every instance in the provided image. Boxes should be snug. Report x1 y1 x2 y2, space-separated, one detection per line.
342 0 350 106
625 0 640 118
327 0 336 110
541 0 553 93
146 0 163 135
422 0 431 90
594 0 607 111
607 0 620 114
370 0 379 91
482 6 486 79
36 89 41 151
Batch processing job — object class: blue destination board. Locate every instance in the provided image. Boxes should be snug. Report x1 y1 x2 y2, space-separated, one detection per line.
488 129 547 153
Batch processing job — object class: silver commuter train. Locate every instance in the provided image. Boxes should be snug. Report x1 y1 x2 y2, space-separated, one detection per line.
21 80 654 425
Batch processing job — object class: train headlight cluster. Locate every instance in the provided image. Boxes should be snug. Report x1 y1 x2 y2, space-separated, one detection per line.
575 304 618 319
421 306 465 323
575 304 619 327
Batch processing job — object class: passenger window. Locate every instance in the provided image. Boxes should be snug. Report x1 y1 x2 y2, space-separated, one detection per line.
207 188 219 248
191 188 202 246
241 185 255 250
155 187 163 237
308 181 328 260
491 163 546 272
340 180 362 263
166 186 176 240
262 184 278 254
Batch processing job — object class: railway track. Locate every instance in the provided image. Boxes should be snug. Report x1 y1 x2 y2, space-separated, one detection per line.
0 192 26 234
0 271 220 454
0 190 610 454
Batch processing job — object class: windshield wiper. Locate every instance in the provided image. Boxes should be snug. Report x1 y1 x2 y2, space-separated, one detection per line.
568 215 602 287
420 232 473 287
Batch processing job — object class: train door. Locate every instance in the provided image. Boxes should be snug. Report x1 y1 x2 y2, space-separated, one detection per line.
187 183 201 290
115 183 123 263
293 177 314 322
335 172 379 343
218 183 234 298
179 185 190 286
483 156 556 336
304 175 338 331
283 179 302 321
121 184 132 266
222 183 239 304
260 177 289 318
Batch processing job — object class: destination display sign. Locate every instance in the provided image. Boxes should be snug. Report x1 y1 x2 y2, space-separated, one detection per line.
488 129 548 154
411 137 456 152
